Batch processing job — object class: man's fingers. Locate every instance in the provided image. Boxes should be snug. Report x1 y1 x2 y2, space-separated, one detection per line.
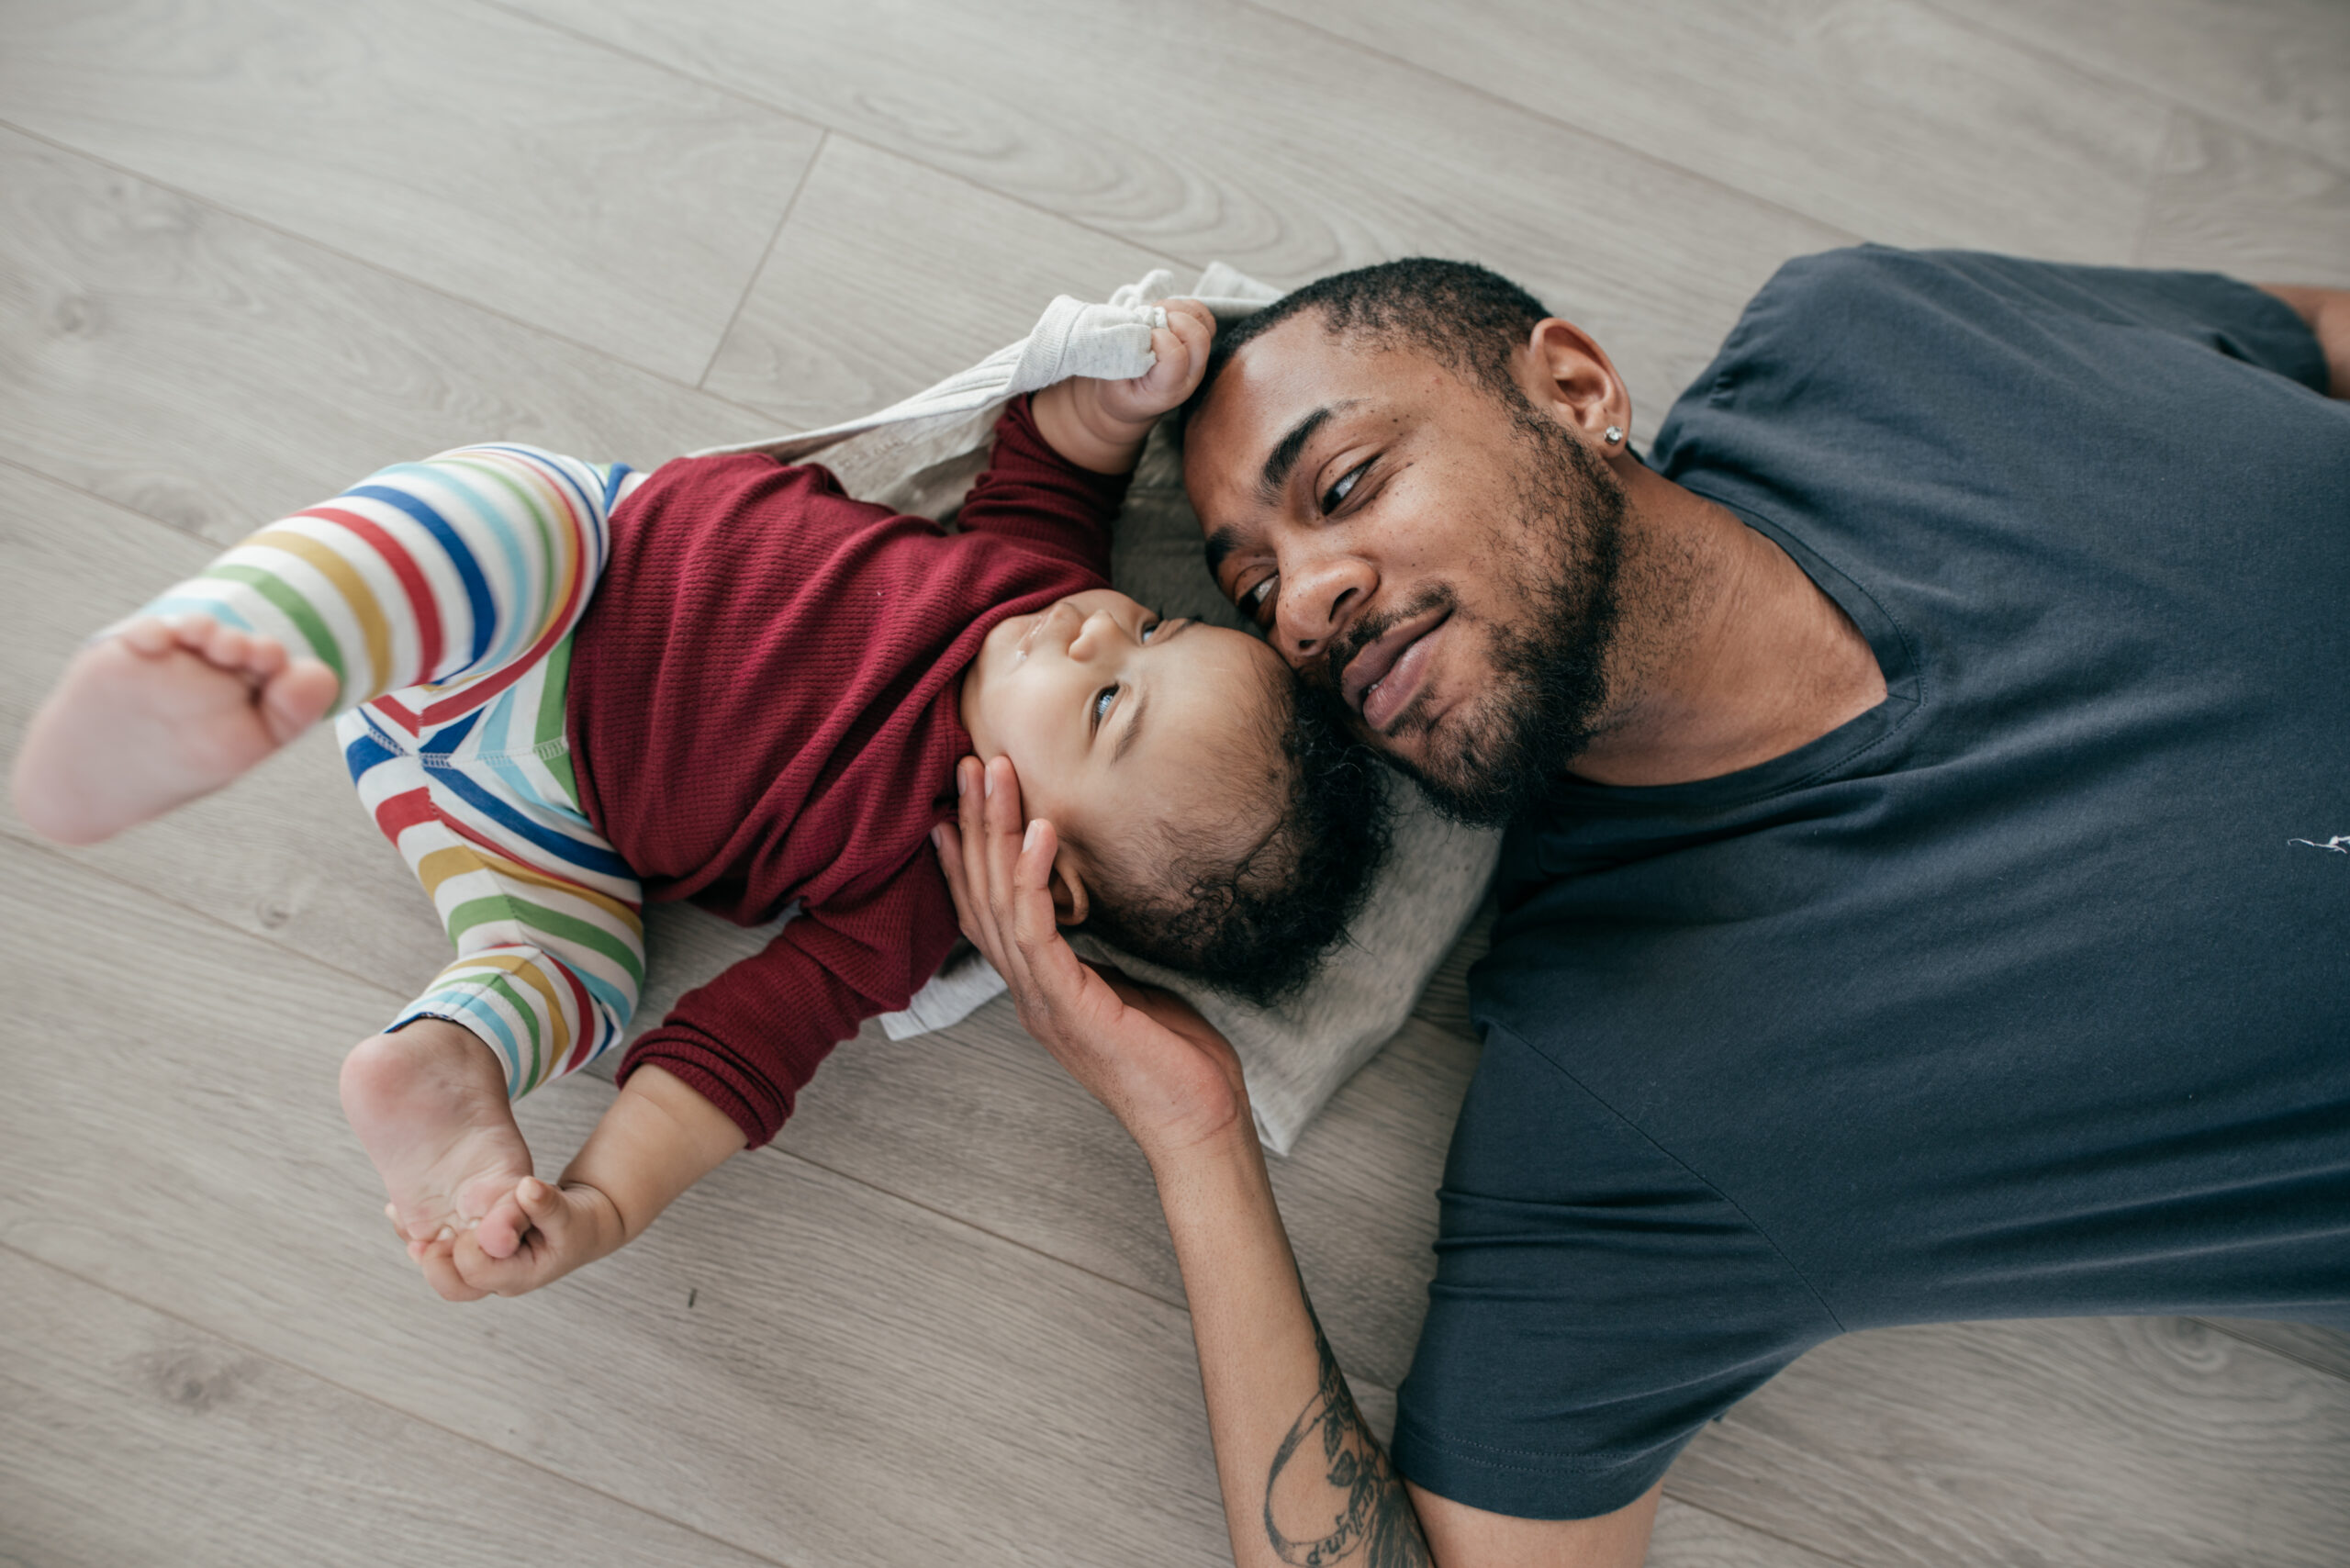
934 822 980 940
982 756 1028 923
955 758 1002 952
1010 818 1062 956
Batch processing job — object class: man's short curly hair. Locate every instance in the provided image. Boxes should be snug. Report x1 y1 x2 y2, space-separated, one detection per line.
1081 671 1393 1005
1188 257 1552 422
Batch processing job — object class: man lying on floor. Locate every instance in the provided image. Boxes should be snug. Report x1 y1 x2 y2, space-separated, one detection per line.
939 248 2350 1566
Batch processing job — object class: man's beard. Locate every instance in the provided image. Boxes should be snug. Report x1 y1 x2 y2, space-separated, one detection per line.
1329 399 1628 827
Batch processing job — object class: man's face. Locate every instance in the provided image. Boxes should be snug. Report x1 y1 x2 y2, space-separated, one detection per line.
1183 316 1628 824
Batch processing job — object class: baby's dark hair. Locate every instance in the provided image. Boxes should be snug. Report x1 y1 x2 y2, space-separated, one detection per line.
1186 257 1551 424
1080 668 1393 1006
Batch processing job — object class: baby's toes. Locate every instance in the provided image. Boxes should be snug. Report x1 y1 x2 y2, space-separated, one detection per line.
417 1235 488 1302
474 1191 532 1260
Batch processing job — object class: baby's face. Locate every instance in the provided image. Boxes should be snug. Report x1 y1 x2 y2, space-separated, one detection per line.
960 588 1287 902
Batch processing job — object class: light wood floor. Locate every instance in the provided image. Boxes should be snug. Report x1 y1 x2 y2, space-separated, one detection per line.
4 3 2347 1563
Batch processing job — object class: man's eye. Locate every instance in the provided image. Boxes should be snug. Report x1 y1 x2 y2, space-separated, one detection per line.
1321 460 1371 514
1141 618 1161 643
1241 576 1277 622
1091 685 1119 731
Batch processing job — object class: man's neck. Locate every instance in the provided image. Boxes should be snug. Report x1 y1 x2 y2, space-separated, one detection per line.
1567 463 1886 788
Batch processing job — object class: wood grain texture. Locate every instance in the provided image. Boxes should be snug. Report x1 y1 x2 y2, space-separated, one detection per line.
508 0 1856 429
0 834 1239 1568
0 1248 778 1568
2137 111 2350 287
1949 0 2350 173
0 0 824 382
0 129 776 547
1669 1315 2350 1567
2197 1318 2350 1383
706 135 1182 428
1647 1501 1851 1568
1255 0 2171 261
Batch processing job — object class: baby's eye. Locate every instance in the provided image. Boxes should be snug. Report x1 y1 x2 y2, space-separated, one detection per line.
1091 684 1119 731
1321 460 1371 514
1141 618 1162 643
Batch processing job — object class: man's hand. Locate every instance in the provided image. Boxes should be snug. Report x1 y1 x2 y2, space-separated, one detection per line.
934 752 1248 1164
1031 297 1217 475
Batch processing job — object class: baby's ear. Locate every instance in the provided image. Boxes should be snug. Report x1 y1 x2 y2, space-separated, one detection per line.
1046 848 1091 929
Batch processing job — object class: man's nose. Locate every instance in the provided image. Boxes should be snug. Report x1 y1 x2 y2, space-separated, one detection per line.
1276 554 1374 667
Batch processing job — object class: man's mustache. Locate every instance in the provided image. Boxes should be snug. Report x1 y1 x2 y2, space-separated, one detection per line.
1312 584 1455 696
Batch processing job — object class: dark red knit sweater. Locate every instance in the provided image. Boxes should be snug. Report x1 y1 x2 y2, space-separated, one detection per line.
565 398 1126 1146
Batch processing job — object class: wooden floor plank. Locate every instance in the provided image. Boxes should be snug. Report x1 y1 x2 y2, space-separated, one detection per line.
2137 111 2350 288
1669 1315 2350 1567
1648 1501 1851 1568
0 833 1239 1568
0 1248 779 1568
1253 0 2170 262
706 135 1182 429
507 0 1855 431
0 129 778 548
1950 0 2350 174
0 0 823 382
2197 1318 2350 1383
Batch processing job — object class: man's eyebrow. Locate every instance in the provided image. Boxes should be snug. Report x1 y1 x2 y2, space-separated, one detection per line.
1112 684 1151 764
1204 525 1245 578
1256 405 1337 509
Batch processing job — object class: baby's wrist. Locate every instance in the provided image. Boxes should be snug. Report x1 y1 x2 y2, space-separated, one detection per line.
561 1179 632 1253
1034 380 1154 474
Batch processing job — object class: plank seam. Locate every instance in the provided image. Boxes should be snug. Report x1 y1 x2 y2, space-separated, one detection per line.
0 1239 803 1568
467 0 1212 282
1225 0 1866 252
0 117 806 437
1918 0 2350 182
699 129 830 389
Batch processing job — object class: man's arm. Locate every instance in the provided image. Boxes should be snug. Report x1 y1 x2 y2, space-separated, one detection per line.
934 756 1660 1567
2258 285 2350 398
1160 1091 1661 1568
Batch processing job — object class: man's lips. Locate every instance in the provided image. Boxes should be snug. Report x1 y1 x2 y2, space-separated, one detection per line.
1340 607 1449 732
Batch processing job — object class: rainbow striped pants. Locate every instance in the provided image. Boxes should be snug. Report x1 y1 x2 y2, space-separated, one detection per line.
134 446 646 1099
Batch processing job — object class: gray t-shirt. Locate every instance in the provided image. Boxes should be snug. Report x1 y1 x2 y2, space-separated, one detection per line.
1392 247 2350 1520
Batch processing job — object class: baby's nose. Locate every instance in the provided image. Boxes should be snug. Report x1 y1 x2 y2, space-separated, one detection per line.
1069 609 1122 656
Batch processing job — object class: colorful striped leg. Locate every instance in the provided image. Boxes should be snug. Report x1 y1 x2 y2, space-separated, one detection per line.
345 699 645 1100
125 444 631 714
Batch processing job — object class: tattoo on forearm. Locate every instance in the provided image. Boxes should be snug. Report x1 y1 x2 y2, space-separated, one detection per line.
1262 1299 1432 1567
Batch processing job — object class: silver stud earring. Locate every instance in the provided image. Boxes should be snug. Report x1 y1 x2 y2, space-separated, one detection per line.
1604 425 1624 445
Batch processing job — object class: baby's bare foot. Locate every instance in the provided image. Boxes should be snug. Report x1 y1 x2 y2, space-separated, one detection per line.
12 615 338 845
341 1020 533 1248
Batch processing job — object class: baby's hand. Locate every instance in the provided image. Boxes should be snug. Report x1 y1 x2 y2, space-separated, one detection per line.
1087 297 1217 427
1034 298 1218 474
414 1177 627 1300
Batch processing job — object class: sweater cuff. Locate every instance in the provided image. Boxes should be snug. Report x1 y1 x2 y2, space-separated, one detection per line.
618 1025 831 1149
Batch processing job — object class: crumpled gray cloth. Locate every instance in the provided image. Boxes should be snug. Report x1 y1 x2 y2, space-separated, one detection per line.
705 264 1500 1156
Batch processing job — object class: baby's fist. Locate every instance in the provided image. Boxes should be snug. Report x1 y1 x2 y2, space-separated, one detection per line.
1091 297 1218 426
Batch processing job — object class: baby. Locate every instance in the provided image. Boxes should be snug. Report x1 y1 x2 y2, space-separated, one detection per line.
13 298 1387 1301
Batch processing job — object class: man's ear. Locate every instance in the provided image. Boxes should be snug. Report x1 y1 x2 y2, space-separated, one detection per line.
1520 317 1633 451
1047 849 1091 928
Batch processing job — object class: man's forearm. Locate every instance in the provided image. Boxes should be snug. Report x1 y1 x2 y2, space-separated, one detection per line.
1149 1125 1432 1568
